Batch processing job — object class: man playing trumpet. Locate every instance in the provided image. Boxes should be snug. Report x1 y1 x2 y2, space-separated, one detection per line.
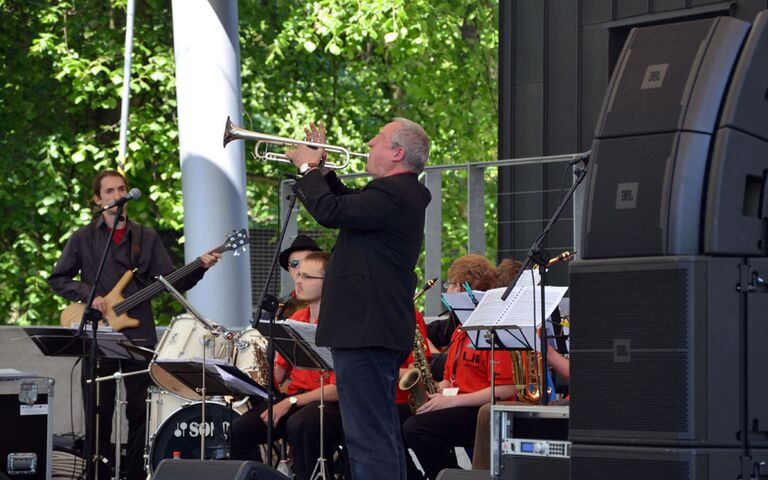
285 119 432 480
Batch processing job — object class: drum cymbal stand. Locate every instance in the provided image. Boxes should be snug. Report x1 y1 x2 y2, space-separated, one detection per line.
89 368 149 479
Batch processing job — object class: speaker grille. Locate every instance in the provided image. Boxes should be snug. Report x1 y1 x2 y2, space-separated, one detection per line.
570 267 691 435
572 456 691 480
599 18 715 138
153 460 287 480
585 134 676 258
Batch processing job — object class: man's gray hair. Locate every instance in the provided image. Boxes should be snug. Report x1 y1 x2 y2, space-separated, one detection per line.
391 118 430 174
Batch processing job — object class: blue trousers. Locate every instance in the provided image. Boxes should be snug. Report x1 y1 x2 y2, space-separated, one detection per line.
333 348 410 480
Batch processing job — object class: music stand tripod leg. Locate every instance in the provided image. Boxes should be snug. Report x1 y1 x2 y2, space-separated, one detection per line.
310 371 328 480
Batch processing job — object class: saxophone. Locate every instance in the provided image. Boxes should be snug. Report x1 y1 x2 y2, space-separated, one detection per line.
398 328 438 414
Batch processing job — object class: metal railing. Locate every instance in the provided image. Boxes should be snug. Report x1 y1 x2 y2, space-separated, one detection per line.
278 152 588 315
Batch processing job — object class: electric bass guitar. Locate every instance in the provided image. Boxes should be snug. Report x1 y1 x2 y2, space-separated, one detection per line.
59 228 249 331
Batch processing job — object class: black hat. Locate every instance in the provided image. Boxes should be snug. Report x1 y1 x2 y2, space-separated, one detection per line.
278 234 321 271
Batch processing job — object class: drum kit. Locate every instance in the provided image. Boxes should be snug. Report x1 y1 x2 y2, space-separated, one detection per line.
141 314 269 473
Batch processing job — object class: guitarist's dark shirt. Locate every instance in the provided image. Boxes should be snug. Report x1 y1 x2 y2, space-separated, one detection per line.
49 217 206 346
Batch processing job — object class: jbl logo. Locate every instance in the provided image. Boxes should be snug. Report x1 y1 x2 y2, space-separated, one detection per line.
641 63 668 89
616 182 639 209
614 339 631 362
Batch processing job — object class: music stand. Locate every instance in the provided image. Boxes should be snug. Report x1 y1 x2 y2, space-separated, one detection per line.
152 359 268 462
24 326 148 479
151 360 268 399
256 320 333 480
23 327 147 361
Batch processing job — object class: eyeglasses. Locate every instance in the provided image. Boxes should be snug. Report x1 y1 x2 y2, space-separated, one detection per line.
297 272 324 281
288 259 301 269
442 281 458 290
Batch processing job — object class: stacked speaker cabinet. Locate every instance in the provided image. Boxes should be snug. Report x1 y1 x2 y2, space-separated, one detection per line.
572 10 768 480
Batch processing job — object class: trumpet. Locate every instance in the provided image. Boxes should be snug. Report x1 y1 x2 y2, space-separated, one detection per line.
223 116 368 170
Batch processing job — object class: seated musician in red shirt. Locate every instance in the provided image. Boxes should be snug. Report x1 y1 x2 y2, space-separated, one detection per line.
402 259 517 480
231 251 342 480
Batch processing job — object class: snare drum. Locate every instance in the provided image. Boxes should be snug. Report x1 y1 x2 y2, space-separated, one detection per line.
147 399 239 472
149 314 231 399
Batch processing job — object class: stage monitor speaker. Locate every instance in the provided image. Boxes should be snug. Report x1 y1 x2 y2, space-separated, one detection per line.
152 459 289 480
434 469 489 480
582 16 750 259
705 10 768 256
500 455 569 480
568 256 742 446
570 444 761 480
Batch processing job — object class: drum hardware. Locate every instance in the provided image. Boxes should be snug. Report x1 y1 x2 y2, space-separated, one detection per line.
89 366 149 480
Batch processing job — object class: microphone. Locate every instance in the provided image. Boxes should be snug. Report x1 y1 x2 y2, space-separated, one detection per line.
95 188 142 214
413 277 439 301
545 250 577 268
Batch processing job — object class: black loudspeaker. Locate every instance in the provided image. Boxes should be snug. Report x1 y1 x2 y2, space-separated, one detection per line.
582 16 750 259
568 256 742 445
570 445 768 480
500 455 569 480
434 469 490 480
153 459 289 480
705 10 768 256
745 257 768 447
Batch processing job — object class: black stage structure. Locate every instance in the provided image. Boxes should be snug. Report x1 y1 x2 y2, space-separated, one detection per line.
497 0 768 284
501 5 768 479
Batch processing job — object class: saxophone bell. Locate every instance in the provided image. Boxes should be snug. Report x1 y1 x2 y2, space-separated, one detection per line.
399 368 429 414
400 327 438 415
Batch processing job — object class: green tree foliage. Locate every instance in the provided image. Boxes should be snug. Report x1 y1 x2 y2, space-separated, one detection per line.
0 0 498 325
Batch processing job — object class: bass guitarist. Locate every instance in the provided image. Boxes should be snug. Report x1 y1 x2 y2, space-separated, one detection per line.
48 169 220 480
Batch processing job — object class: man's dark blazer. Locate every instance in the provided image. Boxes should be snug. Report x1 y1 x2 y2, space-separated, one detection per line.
293 169 432 351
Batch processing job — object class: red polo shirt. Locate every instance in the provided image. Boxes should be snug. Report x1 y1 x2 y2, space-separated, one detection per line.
443 328 516 394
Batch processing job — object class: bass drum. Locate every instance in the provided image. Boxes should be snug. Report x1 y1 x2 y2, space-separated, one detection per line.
146 386 188 440
148 401 240 473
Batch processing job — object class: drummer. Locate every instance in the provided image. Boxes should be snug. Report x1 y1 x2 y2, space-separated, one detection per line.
231 251 344 480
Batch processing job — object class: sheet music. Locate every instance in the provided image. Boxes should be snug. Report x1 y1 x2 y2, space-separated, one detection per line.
279 319 334 369
517 268 541 288
442 291 486 323
463 286 568 329
208 363 268 399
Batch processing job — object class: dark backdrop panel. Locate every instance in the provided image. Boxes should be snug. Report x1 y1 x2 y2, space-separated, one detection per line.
499 0 767 277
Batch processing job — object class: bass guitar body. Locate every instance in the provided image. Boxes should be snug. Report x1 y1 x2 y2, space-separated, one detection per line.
59 270 141 331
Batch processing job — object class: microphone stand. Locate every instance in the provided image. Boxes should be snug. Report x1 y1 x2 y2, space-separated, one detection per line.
501 157 589 405
76 204 125 480
251 182 299 466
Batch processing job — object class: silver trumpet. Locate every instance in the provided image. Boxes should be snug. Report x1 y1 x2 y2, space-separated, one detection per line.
223 116 368 170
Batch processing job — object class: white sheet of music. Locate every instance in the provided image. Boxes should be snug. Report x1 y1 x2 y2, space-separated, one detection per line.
463 285 568 329
280 319 334 370
213 363 269 398
442 291 486 323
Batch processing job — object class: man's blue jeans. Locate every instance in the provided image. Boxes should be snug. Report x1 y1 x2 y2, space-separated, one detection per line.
332 347 410 480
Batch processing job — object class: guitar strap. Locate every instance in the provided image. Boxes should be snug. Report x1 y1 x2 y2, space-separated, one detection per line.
128 222 149 287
